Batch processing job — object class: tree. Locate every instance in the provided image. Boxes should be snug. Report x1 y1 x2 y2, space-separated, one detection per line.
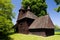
22 0 47 17
55 25 60 30
54 0 60 5
0 0 14 37
54 0 60 12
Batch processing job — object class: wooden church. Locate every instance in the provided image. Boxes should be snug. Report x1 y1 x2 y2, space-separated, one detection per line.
13 6 54 36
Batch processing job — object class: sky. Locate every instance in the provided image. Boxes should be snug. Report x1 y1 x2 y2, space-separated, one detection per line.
12 0 60 27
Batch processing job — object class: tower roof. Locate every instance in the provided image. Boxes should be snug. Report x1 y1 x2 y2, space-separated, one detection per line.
29 15 54 29
27 6 30 11
18 11 38 20
18 6 38 20
19 5 25 12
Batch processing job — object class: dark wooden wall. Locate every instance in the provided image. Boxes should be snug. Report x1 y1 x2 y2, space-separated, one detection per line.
17 18 34 34
29 28 54 36
17 21 29 34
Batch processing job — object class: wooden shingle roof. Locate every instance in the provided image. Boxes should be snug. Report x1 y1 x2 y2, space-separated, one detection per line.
29 15 54 29
20 11 37 19
18 6 38 20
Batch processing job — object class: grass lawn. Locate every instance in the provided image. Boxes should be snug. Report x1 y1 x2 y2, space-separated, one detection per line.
9 32 60 40
55 32 60 35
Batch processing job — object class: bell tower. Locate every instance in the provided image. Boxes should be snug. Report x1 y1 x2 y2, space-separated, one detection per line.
17 6 25 20
16 6 37 34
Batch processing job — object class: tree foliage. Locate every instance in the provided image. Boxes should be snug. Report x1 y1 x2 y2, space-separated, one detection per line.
55 25 60 30
22 0 47 17
0 0 14 36
54 0 60 5
54 0 60 12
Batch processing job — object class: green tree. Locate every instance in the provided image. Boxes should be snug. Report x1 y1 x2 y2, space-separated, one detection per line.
0 0 14 37
55 25 60 30
54 0 60 5
54 0 60 12
22 0 47 17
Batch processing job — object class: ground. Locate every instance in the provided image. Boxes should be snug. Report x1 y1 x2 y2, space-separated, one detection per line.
9 32 60 40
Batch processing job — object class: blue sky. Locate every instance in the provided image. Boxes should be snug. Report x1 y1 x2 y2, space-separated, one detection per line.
12 0 60 27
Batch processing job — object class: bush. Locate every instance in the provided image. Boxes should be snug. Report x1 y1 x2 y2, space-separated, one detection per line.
0 32 13 40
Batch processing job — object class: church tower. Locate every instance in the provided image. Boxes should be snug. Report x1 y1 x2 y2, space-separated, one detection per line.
16 6 37 34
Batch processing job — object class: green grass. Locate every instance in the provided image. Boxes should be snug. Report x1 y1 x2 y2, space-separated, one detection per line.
55 32 60 35
9 33 60 40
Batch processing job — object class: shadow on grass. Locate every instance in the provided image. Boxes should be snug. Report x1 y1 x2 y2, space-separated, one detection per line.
0 35 13 40
55 34 60 35
0 36 13 40
0 32 14 40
